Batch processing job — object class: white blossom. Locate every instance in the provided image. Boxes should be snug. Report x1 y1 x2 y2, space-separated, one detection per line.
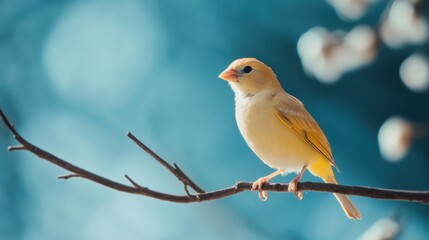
297 26 376 83
326 0 378 21
357 218 401 240
378 116 413 162
400 53 429 92
380 0 428 48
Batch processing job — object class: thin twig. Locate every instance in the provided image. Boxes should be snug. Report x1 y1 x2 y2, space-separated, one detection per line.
1 108 429 204
127 132 205 193
124 174 146 189
8 145 25 151
58 173 80 179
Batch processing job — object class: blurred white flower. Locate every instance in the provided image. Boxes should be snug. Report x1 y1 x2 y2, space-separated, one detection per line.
297 27 342 83
380 0 428 48
357 218 401 240
378 116 413 162
297 26 376 83
343 25 377 67
400 53 429 92
326 0 378 21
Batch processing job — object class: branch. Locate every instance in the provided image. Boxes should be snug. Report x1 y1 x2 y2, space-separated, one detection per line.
127 132 205 193
1 108 429 204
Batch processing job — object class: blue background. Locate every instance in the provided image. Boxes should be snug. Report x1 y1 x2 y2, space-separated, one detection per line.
1 0 429 239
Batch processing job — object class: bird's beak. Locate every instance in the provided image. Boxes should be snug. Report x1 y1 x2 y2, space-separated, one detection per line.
218 68 238 82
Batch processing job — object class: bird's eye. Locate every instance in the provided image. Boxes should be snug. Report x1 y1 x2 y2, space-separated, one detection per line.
243 66 253 74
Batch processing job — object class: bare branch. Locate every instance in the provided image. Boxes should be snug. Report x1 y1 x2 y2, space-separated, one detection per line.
124 174 146 189
58 173 80 179
8 145 25 151
1 108 429 204
127 132 205 193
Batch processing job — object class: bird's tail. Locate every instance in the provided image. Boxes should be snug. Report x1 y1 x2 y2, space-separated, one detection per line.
323 175 362 220
308 158 362 220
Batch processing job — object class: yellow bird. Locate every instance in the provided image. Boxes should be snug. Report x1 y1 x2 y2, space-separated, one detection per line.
219 58 361 220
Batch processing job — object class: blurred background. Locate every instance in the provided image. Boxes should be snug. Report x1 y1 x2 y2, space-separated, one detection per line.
1 0 429 239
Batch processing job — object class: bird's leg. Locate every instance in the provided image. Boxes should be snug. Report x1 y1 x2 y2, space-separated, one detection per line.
251 169 284 201
288 165 307 200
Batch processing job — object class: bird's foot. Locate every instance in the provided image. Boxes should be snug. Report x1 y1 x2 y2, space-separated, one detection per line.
288 165 307 200
251 169 285 202
251 177 270 201
288 176 303 200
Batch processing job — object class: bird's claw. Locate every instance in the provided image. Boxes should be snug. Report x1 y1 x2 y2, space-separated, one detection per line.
252 177 269 201
288 178 303 200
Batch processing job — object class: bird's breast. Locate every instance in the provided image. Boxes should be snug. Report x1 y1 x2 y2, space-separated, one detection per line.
235 93 315 171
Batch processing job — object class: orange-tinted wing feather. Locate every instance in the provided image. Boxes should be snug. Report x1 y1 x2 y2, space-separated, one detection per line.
273 93 338 170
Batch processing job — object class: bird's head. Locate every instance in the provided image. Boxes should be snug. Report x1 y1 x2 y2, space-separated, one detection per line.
219 58 281 96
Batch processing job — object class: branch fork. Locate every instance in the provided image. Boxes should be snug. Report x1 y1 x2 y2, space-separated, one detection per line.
1 108 429 204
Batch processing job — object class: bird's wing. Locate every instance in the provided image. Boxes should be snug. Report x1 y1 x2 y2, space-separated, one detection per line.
273 92 338 170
